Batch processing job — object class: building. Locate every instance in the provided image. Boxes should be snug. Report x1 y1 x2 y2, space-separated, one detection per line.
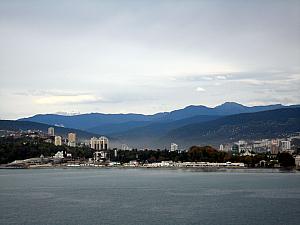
53 151 64 159
54 136 62 146
280 140 291 151
68 133 76 147
121 144 130 151
48 127 55 136
170 143 178 152
219 144 224 151
270 139 279 155
231 144 239 155
90 136 109 150
93 151 108 162
235 140 249 153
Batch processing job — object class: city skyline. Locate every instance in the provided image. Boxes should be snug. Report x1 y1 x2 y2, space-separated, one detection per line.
0 0 299 119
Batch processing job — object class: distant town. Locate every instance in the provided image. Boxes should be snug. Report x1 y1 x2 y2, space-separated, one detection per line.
0 126 300 170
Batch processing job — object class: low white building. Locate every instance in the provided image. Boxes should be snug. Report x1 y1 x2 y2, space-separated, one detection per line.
93 151 108 162
53 151 64 159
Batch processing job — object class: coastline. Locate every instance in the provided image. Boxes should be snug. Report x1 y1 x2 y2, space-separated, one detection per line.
0 165 298 173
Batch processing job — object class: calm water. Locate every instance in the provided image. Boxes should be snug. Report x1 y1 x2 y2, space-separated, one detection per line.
0 168 299 225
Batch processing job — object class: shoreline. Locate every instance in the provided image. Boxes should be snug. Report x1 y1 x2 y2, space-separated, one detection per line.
0 165 298 173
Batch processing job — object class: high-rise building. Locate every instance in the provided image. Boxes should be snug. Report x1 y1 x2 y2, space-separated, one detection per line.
54 136 62 146
231 144 239 155
280 140 291 151
170 143 178 152
90 136 109 150
68 133 76 147
48 127 55 136
219 144 224 151
271 144 279 155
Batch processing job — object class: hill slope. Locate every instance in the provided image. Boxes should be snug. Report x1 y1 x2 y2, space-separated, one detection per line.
0 120 98 141
161 107 300 148
111 108 300 149
111 115 221 147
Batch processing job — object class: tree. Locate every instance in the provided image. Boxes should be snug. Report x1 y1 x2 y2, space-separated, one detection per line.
278 152 295 168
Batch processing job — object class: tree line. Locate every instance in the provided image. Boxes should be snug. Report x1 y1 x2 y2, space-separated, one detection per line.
0 137 295 167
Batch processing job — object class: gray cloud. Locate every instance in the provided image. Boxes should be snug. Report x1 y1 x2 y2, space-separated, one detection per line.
0 0 299 119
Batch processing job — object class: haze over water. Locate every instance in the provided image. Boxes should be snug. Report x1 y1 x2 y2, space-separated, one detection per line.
0 169 299 225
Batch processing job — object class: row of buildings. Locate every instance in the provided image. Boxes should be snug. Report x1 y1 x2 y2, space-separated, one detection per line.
48 127 77 147
49 127 109 149
219 134 300 155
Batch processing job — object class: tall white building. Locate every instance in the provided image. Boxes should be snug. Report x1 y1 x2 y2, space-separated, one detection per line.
48 127 55 136
68 133 76 147
170 143 178 152
54 136 62 146
219 144 224 151
280 140 291 151
90 136 109 150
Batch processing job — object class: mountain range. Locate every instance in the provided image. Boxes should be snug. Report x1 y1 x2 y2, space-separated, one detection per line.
1 102 299 149
18 102 292 133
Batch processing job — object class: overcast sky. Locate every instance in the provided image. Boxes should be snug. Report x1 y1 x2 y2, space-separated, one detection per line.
0 0 299 119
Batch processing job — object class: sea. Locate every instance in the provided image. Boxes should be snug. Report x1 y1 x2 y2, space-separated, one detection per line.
0 168 299 225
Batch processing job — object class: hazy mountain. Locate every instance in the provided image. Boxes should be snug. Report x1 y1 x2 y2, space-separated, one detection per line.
161 107 300 148
19 113 167 130
18 102 292 134
111 107 300 149
86 121 153 135
110 115 221 144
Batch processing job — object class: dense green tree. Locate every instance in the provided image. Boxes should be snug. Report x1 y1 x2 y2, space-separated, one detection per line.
278 152 295 167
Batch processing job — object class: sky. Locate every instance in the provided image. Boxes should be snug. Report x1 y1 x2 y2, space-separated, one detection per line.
0 0 299 119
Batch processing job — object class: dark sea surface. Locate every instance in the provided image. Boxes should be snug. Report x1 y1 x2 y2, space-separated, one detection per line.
0 168 299 225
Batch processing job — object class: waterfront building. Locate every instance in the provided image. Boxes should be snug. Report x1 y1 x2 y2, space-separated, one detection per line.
48 127 55 136
54 151 64 159
90 136 109 150
68 133 76 147
93 151 108 162
170 143 178 152
54 136 62 146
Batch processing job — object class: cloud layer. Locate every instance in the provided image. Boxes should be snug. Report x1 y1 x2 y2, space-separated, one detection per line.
0 0 299 119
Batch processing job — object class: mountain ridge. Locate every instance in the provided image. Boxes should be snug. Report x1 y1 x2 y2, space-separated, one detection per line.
18 102 297 133
111 107 300 149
